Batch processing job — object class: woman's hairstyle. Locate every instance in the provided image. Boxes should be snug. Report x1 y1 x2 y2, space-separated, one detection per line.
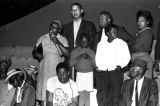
56 62 69 73
136 10 153 27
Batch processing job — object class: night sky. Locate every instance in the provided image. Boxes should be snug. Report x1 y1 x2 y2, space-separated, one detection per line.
0 0 56 27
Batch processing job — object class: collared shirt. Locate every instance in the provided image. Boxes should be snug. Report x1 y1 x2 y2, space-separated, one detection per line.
73 18 82 47
95 30 130 71
131 77 144 106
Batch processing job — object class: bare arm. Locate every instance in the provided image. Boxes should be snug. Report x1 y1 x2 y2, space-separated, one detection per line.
46 90 53 106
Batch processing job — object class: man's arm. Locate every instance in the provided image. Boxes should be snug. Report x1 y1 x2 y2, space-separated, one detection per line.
147 80 158 106
46 90 53 106
20 86 35 106
88 22 96 50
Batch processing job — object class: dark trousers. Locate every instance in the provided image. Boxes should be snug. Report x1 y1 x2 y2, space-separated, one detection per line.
95 70 123 106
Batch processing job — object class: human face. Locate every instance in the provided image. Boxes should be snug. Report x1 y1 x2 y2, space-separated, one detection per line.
137 16 148 30
99 14 111 28
57 68 69 84
9 75 21 88
107 27 117 42
130 66 144 81
49 22 60 36
80 36 88 48
71 5 83 20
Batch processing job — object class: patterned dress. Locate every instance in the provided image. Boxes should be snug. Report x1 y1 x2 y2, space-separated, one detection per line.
36 33 68 101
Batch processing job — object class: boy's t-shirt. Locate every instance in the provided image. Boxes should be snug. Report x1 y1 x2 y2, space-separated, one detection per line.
47 76 78 106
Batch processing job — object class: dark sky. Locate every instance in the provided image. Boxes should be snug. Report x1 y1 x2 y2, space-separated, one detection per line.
0 0 56 27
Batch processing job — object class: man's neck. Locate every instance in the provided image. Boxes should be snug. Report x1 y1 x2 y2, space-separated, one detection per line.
73 17 82 22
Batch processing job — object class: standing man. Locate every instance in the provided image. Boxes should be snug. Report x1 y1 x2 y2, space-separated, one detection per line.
93 11 134 53
63 3 96 80
63 3 96 51
95 24 131 106
120 58 158 106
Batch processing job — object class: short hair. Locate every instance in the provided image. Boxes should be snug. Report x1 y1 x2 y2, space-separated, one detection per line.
105 24 118 33
79 34 90 42
56 62 69 73
71 3 83 10
99 11 113 24
71 3 84 17
136 10 153 27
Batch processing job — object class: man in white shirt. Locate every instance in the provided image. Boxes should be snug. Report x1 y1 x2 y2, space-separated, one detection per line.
46 62 79 106
120 58 158 106
95 24 130 106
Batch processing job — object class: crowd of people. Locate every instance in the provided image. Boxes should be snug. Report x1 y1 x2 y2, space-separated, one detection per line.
0 2 160 106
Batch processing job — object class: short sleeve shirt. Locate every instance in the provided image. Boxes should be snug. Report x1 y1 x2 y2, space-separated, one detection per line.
47 76 78 106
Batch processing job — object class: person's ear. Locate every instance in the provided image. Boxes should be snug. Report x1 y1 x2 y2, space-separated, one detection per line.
80 9 84 14
108 19 111 23
147 21 149 25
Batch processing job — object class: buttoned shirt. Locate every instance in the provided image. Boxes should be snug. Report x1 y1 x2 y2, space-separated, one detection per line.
73 19 82 47
131 77 144 106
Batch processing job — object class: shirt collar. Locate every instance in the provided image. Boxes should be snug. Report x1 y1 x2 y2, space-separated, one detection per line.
135 76 144 83
8 83 13 90
73 18 82 23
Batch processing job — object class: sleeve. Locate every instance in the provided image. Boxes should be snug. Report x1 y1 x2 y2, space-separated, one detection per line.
116 40 131 68
89 50 96 68
88 22 96 49
69 49 79 67
147 80 159 106
70 80 79 98
46 77 55 93
36 36 43 47
119 81 128 106
118 26 135 50
59 36 69 47
21 86 35 106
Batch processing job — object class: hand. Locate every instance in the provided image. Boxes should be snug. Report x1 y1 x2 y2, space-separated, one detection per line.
96 67 101 72
116 65 121 71
83 53 91 59
78 53 85 59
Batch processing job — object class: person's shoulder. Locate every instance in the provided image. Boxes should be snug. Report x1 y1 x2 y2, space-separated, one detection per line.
69 79 77 85
144 77 157 85
123 78 133 84
82 19 95 25
71 47 80 53
115 38 127 44
48 76 58 83
143 28 152 35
